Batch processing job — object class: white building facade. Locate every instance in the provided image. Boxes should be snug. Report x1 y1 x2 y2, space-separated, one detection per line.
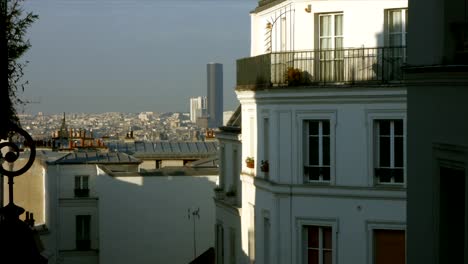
215 0 408 263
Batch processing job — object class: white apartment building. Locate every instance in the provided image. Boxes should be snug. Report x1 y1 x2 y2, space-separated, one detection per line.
47 152 141 264
190 96 208 123
18 147 219 264
215 0 408 263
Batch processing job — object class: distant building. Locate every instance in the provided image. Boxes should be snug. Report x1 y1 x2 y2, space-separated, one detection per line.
207 63 223 128
190 96 207 123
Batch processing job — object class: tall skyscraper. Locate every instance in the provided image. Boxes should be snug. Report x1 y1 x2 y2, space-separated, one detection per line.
207 63 223 128
189 96 207 123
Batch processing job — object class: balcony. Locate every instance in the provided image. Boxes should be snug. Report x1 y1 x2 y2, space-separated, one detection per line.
74 188 90 198
237 46 406 89
76 239 91 250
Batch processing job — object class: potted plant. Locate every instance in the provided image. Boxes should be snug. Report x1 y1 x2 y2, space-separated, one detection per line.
214 186 224 200
285 67 302 86
245 157 255 168
260 160 269 172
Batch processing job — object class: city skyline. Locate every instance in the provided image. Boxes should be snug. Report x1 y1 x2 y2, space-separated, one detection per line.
20 0 252 114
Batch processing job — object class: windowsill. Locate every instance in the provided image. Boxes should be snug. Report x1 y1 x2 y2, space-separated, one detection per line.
303 181 332 186
374 183 406 189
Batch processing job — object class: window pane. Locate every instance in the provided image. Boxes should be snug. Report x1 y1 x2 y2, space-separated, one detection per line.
335 37 343 50
390 11 402 33
394 168 404 183
83 216 90 240
335 15 343 36
83 176 89 189
394 137 403 167
322 120 330 135
75 176 80 189
323 136 330 166
323 227 332 249
308 250 319 264
322 167 331 181
379 121 390 135
306 167 319 181
308 226 319 248
309 121 319 135
394 120 403 135
320 38 331 50
76 216 83 239
376 168 392 183
309 137 319 165
390 34 402 46
323 251 332 264
379 137 390 167
320 16 330 37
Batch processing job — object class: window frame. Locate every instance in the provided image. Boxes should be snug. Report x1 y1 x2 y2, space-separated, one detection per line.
385 8 408 47
296 217 338 264
374 119 405 184
366 111 406 187
76 215 91 250
74 175 89 190
318 12 344 51
297 111 336 185
366 220 406 264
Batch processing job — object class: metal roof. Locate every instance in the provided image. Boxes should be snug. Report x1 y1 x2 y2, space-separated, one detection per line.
106 141 218 159
51 151 141 164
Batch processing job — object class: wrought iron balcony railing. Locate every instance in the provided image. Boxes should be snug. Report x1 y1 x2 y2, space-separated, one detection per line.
74 188 90 198
237 46 406 88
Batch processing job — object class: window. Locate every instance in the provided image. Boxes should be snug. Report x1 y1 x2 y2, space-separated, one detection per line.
216 223 224 264
374 120 404 184
386 9 407 47
304 120 331 182
76 215 91 250
229 228 236 264
74 175 89 197
304 226 332 264
318 13 344 81
374 229 405 264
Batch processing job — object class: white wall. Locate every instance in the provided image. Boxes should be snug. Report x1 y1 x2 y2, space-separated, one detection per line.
96 173 218 264
250 0 407 56
236 86 407 263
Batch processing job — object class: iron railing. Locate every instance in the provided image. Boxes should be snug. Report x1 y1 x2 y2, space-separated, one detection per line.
237 46 406 88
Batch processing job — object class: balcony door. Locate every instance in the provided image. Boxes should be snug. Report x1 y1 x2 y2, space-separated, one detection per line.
318 13 343 82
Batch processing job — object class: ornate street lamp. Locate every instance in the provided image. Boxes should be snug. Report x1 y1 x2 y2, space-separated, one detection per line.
0 125 47 263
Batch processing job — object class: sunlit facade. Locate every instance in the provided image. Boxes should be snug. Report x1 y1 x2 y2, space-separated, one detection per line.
215 0 408 263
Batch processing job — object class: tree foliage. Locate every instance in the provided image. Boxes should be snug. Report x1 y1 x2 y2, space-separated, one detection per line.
1 0 37 136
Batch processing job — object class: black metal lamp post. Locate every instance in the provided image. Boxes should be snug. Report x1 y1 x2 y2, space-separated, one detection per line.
0 125 47 263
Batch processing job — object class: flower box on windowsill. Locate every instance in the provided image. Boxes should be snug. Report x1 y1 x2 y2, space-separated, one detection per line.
214 187 225 200
226 195 237 205
260 160 269 172
245 157 255 168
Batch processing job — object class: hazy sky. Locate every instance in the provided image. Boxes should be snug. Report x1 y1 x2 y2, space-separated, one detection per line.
21 0 253 114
